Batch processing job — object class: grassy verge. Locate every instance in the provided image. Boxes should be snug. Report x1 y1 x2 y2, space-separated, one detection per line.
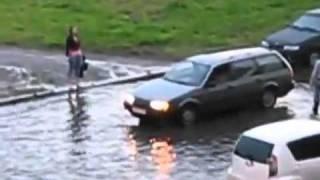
0 0 319 57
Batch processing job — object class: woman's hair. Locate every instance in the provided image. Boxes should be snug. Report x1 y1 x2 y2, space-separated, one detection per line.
68 26 78 36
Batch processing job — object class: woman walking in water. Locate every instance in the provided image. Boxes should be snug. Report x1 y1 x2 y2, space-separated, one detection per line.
66 26 83 89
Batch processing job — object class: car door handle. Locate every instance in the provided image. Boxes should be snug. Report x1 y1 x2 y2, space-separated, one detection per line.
227 84 236 89
255 77 263 82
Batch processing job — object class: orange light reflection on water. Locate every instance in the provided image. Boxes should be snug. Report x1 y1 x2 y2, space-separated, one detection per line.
150 137 176 180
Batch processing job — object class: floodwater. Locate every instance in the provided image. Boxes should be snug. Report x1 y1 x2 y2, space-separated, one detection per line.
0 46 169 97
0 80 314 180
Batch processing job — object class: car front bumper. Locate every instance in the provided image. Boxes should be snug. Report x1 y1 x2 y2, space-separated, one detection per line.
278 50 306 63
123 101 176 121
261 43 306 63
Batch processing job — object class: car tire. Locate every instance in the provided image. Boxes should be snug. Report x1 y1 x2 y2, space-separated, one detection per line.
309 53 319 67
179 105 198 127
139 117 150 126
261 90 277 109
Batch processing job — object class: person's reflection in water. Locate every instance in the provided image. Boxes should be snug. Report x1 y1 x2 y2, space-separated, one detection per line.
67 88 90 155
126 133 138 160
150 137 176 180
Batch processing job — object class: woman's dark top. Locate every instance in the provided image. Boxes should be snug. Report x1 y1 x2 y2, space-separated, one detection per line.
65 35 81 57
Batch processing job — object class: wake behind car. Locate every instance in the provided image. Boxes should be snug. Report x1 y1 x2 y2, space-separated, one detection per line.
261 8 320 65
123 47 294 126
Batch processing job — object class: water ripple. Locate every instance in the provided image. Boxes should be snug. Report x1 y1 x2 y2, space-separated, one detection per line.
0 83 312 179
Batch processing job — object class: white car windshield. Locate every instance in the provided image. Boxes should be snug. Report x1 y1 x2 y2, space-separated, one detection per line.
292 14 320 32
164 61 210 86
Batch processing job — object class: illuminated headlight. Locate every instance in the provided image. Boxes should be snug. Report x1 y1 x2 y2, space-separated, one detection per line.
261 41 269 47
283 45 300 51
150 100 170 111
124 94 135 105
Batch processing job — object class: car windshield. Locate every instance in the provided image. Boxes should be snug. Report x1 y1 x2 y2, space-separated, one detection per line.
292 14 320 32
234 136 274 164
164 61 210 86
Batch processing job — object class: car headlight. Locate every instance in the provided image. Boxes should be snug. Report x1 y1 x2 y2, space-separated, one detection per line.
261 41 269 47
150 100 170 112
124 94 135 105
283 45 300 51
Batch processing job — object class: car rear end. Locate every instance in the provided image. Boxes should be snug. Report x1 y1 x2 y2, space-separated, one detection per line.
227 135 280 180
270 51 295 97
275 52 295 96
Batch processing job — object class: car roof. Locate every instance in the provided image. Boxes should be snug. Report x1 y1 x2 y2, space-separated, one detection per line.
307 8 320 15
187 47 274 66
243 120 320 145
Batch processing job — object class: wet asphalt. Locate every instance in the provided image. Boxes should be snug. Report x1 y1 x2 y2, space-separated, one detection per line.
0 47 316 179
0 46 169 98
0 80 315 180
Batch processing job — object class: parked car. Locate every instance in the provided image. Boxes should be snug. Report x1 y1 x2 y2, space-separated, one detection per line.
123 47 294 126
261 8 320 65
227 119 320 180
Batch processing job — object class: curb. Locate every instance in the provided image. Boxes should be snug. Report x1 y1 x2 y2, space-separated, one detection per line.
0 70 166 106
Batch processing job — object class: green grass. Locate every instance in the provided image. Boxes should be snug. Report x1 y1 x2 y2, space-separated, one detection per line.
0 0 319 57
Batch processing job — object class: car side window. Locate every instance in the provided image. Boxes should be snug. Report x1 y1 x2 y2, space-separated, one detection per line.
287 134 320 161
206 63 231 86
205 59 257 87
229 59 257 80
256 55 285 74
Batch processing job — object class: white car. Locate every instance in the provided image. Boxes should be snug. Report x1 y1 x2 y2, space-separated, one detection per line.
227 119 320 180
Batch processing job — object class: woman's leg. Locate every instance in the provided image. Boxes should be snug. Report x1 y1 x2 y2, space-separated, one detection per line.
74 55 83 88
68 57 73 79
68 56 78 88
313 85 320 115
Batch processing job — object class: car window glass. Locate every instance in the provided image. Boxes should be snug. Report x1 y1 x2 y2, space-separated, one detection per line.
293 14 320 32
164 62 211 86
288 134 320 161
256 55 285 74
234 136 274 164
230 59 256 80
206 63 231 86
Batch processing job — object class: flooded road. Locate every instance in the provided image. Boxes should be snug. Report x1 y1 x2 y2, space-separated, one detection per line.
0 81 314 180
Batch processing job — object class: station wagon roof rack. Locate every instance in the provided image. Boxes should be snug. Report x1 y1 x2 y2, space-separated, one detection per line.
188 47 273 66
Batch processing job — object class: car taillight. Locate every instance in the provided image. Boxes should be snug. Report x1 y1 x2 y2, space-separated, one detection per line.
289 68 294 79
280 54 294 79
267 155 278 177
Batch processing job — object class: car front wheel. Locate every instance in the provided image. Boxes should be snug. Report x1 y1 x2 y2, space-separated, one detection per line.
179 106 198 126
261 90 277 108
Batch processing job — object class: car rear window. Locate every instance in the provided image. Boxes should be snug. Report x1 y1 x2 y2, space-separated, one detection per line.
234 136 274 164
288 134 320 161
